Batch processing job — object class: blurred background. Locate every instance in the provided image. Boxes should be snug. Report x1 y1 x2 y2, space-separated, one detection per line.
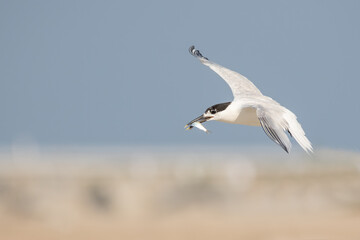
1 0 360 239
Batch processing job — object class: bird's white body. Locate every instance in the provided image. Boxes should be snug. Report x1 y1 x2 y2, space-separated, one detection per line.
215 103 260 126
187 46 313 154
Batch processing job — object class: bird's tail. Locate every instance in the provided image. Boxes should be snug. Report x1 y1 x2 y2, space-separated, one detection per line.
283 110 313 154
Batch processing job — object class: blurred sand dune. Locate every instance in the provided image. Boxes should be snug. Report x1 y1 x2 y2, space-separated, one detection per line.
0 148 359 240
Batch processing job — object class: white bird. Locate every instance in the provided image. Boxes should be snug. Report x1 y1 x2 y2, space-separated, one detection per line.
185 46 313 154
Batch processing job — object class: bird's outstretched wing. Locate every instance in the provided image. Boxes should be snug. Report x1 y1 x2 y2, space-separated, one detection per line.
253 99 312 154
257 107 292 153
189 45 263 99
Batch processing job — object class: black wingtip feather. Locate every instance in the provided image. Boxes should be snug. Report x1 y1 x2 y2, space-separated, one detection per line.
259 117 289 154
188 45 208 60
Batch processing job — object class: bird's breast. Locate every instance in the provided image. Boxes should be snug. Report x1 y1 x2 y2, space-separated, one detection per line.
219 107 260 126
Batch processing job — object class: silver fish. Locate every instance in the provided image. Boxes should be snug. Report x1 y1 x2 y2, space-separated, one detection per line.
185 121 210 133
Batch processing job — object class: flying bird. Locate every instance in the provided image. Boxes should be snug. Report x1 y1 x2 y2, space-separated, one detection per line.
185 46 313 154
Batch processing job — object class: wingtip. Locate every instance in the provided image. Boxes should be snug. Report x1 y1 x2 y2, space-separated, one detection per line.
188 45 208 60
281 144 290 154
189 45 195 55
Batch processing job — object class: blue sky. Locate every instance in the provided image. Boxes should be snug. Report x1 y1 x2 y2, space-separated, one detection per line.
1 1 359 151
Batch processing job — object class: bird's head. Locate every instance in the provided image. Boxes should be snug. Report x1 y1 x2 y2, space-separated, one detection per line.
186 102 231 126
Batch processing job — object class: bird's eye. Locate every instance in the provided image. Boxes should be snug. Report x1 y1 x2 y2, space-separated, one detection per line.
210 109 217 114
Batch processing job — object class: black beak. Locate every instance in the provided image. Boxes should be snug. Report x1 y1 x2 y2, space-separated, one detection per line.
185 114 212 129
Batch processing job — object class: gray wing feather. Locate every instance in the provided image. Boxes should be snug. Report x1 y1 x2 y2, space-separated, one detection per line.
256 106 291 153
189 46 263 98
258 116 290 153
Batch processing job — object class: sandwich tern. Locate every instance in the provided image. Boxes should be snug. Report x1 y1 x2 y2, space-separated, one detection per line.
185 45 313 154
